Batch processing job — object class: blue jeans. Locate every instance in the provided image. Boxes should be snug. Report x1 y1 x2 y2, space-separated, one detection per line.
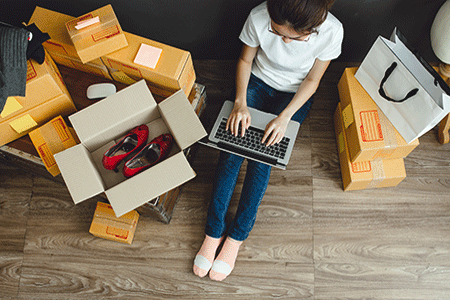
205 74 313 241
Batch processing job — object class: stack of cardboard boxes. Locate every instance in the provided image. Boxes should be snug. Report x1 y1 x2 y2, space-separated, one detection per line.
0 4 206 243
334 67 420 191
28 5 196 100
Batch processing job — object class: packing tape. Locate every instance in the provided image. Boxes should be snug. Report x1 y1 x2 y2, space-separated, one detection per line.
94 213 136 230
342 104 354 129
367 159 385 188
67 9 118 43
377 108 398 154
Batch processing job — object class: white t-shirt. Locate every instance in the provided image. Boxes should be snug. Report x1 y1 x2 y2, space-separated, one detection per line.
239 1 344 92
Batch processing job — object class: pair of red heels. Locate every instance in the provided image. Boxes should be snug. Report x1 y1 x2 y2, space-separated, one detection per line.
102 125 173 178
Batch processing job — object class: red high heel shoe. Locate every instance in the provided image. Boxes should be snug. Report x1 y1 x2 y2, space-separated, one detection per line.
102 125 149 172
122 133 174 178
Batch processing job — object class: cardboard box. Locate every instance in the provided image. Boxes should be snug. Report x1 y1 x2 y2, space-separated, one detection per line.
0 94 77 147
338 67 419 162
89 202 139 244
102 32 196 98
0 52 73 122
54 80 207 217
334 102 406 191
29 116 79 176
50 52 112 80
65 5 128 63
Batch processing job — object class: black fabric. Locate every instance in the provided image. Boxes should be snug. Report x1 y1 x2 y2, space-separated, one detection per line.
0 25 30 112
21 23 50 64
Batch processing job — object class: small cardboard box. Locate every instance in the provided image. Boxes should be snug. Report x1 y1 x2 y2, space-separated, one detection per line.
29 116 79 176
0 52 72 122
54 80 207 217
334 102 406 191
102 32 196 98
0 94 77 147
89 202 139 244
338 67 419 163
65 5 128 63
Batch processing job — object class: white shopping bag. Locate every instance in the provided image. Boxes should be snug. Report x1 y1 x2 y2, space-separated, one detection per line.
355 28 450 143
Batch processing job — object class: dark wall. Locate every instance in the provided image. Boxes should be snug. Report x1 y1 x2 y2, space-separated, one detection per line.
0 0 446 62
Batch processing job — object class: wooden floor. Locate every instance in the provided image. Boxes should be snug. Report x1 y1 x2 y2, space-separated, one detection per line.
2 61 450 299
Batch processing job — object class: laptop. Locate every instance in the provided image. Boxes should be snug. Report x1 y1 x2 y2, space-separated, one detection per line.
199 100 300 169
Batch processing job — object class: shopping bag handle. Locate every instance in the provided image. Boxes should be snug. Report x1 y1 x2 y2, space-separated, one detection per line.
378 62 419 103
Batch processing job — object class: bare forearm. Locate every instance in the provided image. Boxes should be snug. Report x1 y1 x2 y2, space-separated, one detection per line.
279 59 330 120
235 57 253 106
279 77 319 119
235 45 259 106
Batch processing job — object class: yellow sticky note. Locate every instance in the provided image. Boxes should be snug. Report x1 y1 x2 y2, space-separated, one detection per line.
133 43 162 69
110 71 138 85
1 97 23 118
338 132 345 154
9 114 38 133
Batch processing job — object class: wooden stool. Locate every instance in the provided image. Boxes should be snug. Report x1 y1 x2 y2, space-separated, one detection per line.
438 63 450 144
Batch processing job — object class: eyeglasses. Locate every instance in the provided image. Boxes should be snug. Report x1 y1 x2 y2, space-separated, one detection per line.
268 22 313 42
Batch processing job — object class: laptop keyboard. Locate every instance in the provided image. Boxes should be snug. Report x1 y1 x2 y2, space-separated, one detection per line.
214 119 290 160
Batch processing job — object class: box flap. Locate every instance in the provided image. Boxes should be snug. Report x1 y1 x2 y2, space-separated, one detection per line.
158 90 207 150
69 80 158 152
105 151 195 217
54 144 105 203
29 6 74 46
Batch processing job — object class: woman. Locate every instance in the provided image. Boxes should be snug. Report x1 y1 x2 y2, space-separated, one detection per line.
194 0 343 281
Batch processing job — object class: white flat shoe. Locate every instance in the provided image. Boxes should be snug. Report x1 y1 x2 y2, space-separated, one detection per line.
211 260 232 276
194 255 212 272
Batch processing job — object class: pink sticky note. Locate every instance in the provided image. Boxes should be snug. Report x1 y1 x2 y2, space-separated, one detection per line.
133 44 162 69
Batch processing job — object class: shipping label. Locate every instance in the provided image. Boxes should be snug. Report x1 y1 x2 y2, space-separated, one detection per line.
359 110 383 142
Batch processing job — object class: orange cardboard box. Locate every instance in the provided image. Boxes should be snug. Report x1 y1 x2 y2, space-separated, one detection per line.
89 202 139 244
337 67 419 163
102 32 196 98
0 94 77 147
65 5 128 63
334 102 406 191
0 52 72 122
29 116 79 176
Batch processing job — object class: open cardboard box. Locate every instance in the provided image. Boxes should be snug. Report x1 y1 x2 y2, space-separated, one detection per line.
54 80 206 217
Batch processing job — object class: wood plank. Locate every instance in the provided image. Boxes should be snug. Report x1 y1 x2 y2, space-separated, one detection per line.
19 254 314 299
315 262 450 300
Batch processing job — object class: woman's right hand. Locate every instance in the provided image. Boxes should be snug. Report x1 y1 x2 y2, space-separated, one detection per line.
226 101 251 137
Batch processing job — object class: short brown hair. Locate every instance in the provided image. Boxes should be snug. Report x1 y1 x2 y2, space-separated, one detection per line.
267 0 335 34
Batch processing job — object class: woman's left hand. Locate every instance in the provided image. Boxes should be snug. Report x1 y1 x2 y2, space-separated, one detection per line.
261 116 290 146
